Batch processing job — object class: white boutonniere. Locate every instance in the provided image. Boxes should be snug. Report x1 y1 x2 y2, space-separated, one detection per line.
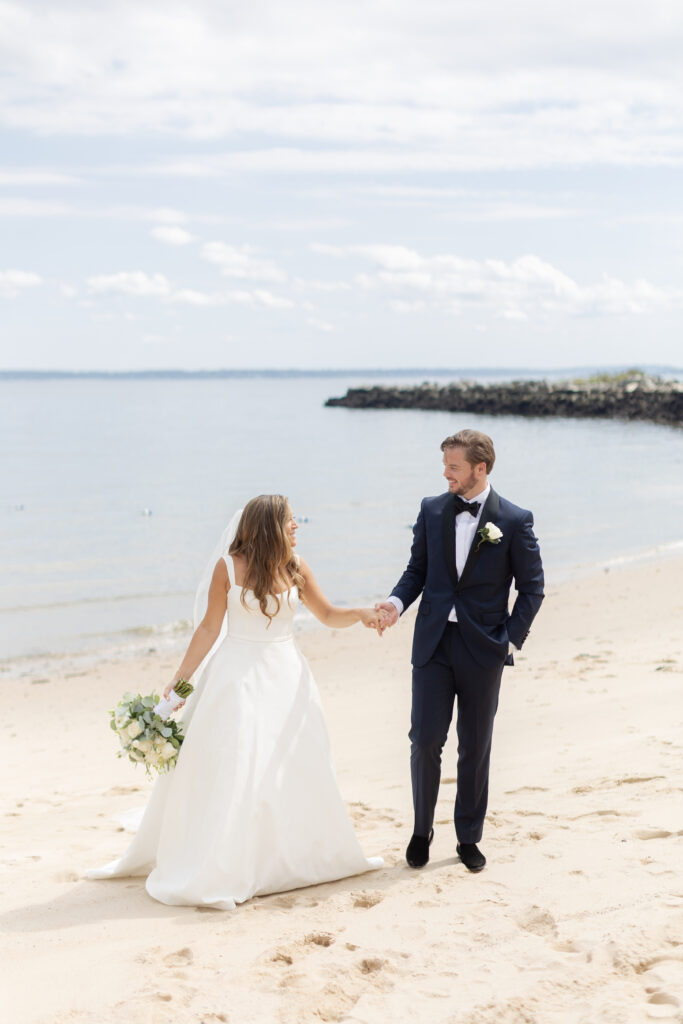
476 521 503 552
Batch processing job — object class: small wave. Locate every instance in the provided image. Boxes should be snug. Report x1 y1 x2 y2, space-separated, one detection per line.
554 539 683 582
0 591 193 614
593 539 683 570
109 618 192 639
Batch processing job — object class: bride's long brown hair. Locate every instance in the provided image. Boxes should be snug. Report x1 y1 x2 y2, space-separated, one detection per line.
228 494 305 622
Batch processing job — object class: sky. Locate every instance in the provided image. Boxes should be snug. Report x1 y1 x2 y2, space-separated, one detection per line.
1 0 683 371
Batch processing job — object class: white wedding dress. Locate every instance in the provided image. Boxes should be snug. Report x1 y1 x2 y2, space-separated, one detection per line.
86 556 382 909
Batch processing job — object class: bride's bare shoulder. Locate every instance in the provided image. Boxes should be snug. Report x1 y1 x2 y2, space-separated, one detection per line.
296 555 312 575
229 551 247 586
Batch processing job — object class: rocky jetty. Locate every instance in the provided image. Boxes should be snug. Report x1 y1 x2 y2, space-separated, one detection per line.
325 372 683 426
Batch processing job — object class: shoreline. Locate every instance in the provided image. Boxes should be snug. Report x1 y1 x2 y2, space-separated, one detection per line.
4 536 682 682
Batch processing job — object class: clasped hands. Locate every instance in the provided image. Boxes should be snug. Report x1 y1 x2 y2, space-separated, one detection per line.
359 601 399 637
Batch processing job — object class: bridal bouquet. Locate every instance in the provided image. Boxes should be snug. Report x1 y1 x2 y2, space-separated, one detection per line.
110 681 193 776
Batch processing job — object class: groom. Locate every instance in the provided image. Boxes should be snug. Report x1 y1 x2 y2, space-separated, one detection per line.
376 429 544 872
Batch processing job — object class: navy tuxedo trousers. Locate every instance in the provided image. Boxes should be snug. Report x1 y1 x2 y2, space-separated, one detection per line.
410 621 504 843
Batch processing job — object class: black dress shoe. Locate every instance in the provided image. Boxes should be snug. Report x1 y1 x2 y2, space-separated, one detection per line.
456 842 486 872
406 829 434 868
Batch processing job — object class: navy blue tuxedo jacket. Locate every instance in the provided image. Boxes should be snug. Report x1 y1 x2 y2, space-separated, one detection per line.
391 488 544 669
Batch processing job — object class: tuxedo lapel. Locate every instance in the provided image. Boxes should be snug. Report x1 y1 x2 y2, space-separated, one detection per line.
455 488 501 590
441 494 458 585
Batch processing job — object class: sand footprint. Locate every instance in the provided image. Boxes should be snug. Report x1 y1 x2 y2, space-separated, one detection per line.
269 932 335 970
271 893 298 909
163 947 194 969
554 939 585 954
349 801 396 825
646 992 680 1019
635 828 679 840
515 905 557 938
271 949 294 965
305 932 335 948
352 890 383 909
359 957 385 974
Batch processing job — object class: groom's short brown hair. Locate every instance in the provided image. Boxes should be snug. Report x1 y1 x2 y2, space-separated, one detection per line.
440 429 495 473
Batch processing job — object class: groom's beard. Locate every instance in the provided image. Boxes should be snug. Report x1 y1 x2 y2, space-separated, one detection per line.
448 471 478 496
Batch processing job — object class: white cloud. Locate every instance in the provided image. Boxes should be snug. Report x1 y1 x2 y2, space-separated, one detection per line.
344 185 579 220
309 243 345 258
0 198 73 217
94 205 193 224
0 198 200 224
202 242 287 283
227 289 294 309
0 168 81 186
260 216 348 232
319 244 683 319
306 317 334 332
151 225 196 246
149 207 190 224
0 269 43 297
2 3 683 369
171 288 220 306
86 271 172 297
294 277 351 293
389 300 426 314
2 2 683 171
82 270 295 311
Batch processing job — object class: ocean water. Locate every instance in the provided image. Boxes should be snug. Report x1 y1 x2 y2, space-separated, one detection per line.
2 372 682 670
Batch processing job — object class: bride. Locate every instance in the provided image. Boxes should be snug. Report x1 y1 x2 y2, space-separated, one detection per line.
87 494 383 909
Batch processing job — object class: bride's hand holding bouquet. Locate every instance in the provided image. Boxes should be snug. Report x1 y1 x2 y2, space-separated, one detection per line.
157 676 194 716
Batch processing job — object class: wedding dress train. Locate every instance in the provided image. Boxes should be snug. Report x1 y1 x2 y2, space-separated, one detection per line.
86 556 382 909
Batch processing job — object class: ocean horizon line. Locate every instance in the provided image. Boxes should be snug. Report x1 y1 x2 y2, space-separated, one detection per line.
2 363 682 381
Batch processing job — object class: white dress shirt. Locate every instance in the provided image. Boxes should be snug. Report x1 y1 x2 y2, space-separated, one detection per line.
387 483 490 623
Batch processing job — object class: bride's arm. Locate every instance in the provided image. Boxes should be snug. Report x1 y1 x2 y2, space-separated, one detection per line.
298 557 381 631
163 559 229 698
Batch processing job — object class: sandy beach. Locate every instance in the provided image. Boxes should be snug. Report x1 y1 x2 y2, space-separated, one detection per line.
2 556 683 1024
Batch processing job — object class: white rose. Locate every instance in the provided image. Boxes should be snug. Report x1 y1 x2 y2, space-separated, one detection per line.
145 750 159 765
485 522 503 541
161 742 177 761
137 739 152 753
127 720 143 738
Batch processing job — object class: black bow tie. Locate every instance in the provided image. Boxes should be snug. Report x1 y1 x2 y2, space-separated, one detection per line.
453 495 481 517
